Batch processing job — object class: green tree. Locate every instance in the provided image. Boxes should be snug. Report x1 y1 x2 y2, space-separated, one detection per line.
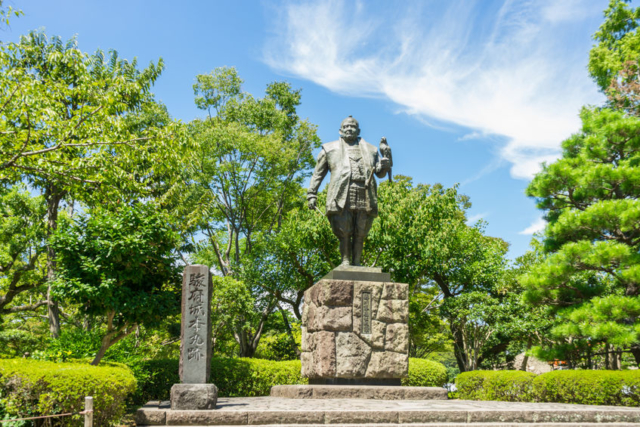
0 185 47 315
243 176 513 370
522 107 640 366
0 31 181 337
50 203 182 365
180 67 320 357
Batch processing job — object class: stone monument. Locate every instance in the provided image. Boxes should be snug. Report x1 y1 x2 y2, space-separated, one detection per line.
299 117 412 387
170 264 218 410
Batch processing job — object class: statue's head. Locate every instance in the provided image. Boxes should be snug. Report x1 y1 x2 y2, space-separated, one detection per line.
339 116 360 142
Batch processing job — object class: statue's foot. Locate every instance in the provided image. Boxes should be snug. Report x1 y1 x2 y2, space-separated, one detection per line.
340 259 351 266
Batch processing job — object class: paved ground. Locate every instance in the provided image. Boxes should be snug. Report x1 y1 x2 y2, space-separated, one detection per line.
136 397 640 426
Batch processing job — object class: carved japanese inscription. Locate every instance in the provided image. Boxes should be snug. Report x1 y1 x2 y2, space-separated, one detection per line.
361 291 372 335
180 265 212 384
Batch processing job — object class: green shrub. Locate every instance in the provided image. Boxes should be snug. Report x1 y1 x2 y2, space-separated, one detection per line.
127 359 179 405
130 357 307 404
402 358 448 387
532 370 640 406
211 357 306 397
456 370 536 401
456 369 640 406
0 358 136 426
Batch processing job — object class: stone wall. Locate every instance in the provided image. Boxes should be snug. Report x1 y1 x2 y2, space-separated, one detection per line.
301 279 409 380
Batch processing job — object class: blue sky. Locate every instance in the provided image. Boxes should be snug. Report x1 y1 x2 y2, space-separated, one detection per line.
3 0 616 260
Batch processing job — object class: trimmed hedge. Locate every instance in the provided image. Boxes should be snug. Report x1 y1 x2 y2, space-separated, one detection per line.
0 358 136 426
456 370 536 402
456 369 640 406
132 356 448 404
532 370 640 406
403 358 448 387
130 357 307 404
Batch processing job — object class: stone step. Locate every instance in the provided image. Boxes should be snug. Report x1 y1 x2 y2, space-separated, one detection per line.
270 385 448 400
135 397 640 426
135 424 640 427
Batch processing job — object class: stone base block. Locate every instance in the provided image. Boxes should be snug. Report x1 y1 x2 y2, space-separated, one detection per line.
302 275 409 381
170 383 218 410
270 385 447 400
136 397 640 426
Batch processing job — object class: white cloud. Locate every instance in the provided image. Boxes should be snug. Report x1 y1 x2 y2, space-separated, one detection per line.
466 212 488 225
519 216 546 235
264 0 604 179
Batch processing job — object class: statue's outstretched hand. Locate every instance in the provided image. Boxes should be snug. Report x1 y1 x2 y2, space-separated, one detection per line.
308 198 317 210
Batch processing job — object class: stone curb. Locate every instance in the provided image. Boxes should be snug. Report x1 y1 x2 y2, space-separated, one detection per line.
270 385 448 400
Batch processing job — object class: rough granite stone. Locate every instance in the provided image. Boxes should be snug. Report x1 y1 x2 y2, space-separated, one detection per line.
385 323 409 353
170 383 218 410
357 319 385 349
306 284 322 307
319 306 352 331
300 351 315 377
365 351 408 378
376 299 408 323
335 332 371 377
313 331 336 377
134 407 166 426
381 282 408 300
301 276 408 381
319 280 353 306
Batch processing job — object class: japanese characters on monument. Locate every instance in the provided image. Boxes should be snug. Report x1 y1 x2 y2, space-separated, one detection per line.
180 265 212 384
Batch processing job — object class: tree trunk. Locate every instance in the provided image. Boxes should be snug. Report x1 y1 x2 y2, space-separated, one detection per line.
278 304 300 357
450 322 469 372
45 185 63 338
91 321 135 365
630 345 640 368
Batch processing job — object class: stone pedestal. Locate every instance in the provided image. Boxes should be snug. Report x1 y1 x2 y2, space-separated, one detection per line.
170 384 218 410
301 266 409 382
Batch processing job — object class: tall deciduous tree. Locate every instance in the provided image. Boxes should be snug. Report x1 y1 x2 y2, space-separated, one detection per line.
51 203 182 365
181 67 320 357
245 176 513 370
522 107 640 366
0 31 181 336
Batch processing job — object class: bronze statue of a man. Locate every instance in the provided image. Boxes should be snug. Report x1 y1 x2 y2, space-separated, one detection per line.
307 116 391 266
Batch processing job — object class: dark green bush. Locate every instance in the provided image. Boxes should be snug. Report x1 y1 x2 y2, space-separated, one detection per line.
532 370 640 406
128 359 179 405
456 369 640 406
0 358 136 426
456 370 536 402
403 358 448 387
211 357 306 397
131 357 307 404
131 356 447 403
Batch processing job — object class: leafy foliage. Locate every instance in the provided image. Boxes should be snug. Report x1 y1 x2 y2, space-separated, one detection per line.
401 358 448 387
0 358 136 426
523 107 640 364
50 203 182 364
0 185 47 316
456 370 536 402
457 369 640 406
